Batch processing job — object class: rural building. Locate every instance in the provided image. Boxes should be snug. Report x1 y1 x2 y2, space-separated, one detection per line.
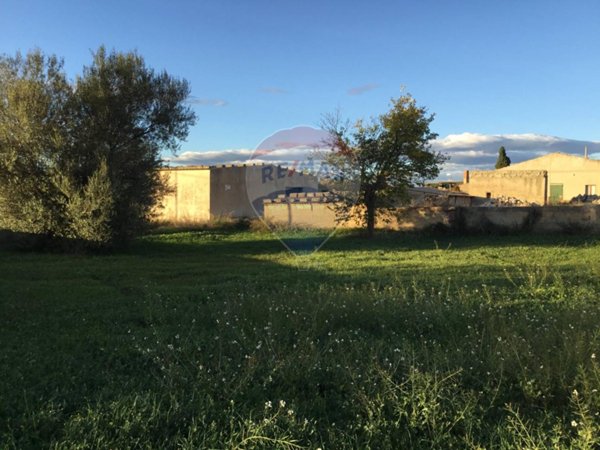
156 164 318 222
460 152 600 204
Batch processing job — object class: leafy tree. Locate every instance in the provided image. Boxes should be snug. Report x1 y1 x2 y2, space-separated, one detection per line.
0 51 73 239
0 48 196 249
495 146 511 169
322 94 445 238
69 48 195 244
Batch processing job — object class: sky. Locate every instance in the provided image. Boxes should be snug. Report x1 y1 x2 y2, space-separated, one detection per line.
2 0 600 179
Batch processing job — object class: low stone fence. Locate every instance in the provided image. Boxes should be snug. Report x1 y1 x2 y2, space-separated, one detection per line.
263 195 600 233
457 205 600 233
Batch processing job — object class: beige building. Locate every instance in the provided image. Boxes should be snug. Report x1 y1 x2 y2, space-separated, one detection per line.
461 152 600 204
156 164 318 223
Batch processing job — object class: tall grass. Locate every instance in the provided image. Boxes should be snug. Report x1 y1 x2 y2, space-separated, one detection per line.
1 231 599 448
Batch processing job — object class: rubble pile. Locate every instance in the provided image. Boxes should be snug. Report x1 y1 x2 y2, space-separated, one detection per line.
480 196 536 207
410 194 449 207
496 196 533 206
569 194 600 204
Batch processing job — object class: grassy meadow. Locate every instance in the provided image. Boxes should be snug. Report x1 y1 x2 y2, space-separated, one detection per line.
1 227 599 448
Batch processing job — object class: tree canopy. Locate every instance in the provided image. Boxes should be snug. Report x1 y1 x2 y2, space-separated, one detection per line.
323 94 446 237
0 48 196 249
495 146 511 169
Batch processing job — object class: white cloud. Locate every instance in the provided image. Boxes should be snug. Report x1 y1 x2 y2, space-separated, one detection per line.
435 132 498 148
185 96 228 107
449 150 493 157
171 149 253 165
432 132 597 154
260 87 288 94
347 83 380 96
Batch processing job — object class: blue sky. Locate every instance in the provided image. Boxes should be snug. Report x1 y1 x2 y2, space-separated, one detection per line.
2 0 600 178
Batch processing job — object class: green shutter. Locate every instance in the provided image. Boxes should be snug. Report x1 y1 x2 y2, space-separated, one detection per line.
549 184 563 204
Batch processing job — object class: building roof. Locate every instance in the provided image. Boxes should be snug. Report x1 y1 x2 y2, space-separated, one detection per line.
160 165 211 171
500 152 600 172
159 163 274 171
408 187 469 196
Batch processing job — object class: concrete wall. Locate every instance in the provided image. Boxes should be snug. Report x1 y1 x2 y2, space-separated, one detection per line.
461 170 547 204
210 166 253 218
156 168 211 222
213 165 318 218
265 202 339 228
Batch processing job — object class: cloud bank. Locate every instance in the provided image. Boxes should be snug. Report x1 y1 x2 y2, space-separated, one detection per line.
171 146 324 166
170 132 600 181
432 132 600 179
169 126 332 167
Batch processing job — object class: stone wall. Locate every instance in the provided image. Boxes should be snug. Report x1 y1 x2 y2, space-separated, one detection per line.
461 205 600 233
264 193 451 230
264 197 600 233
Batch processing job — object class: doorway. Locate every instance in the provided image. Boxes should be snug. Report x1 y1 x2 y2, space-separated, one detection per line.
549 184 563 204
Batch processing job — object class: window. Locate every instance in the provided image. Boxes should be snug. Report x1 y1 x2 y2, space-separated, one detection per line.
585 185 596 196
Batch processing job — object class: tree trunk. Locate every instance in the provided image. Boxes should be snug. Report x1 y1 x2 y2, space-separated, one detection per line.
365 191 376 238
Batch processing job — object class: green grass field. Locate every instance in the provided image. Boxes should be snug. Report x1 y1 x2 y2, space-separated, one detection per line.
1 229 599 449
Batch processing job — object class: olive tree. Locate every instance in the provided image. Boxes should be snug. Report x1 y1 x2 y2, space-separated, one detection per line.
0 48 196 249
